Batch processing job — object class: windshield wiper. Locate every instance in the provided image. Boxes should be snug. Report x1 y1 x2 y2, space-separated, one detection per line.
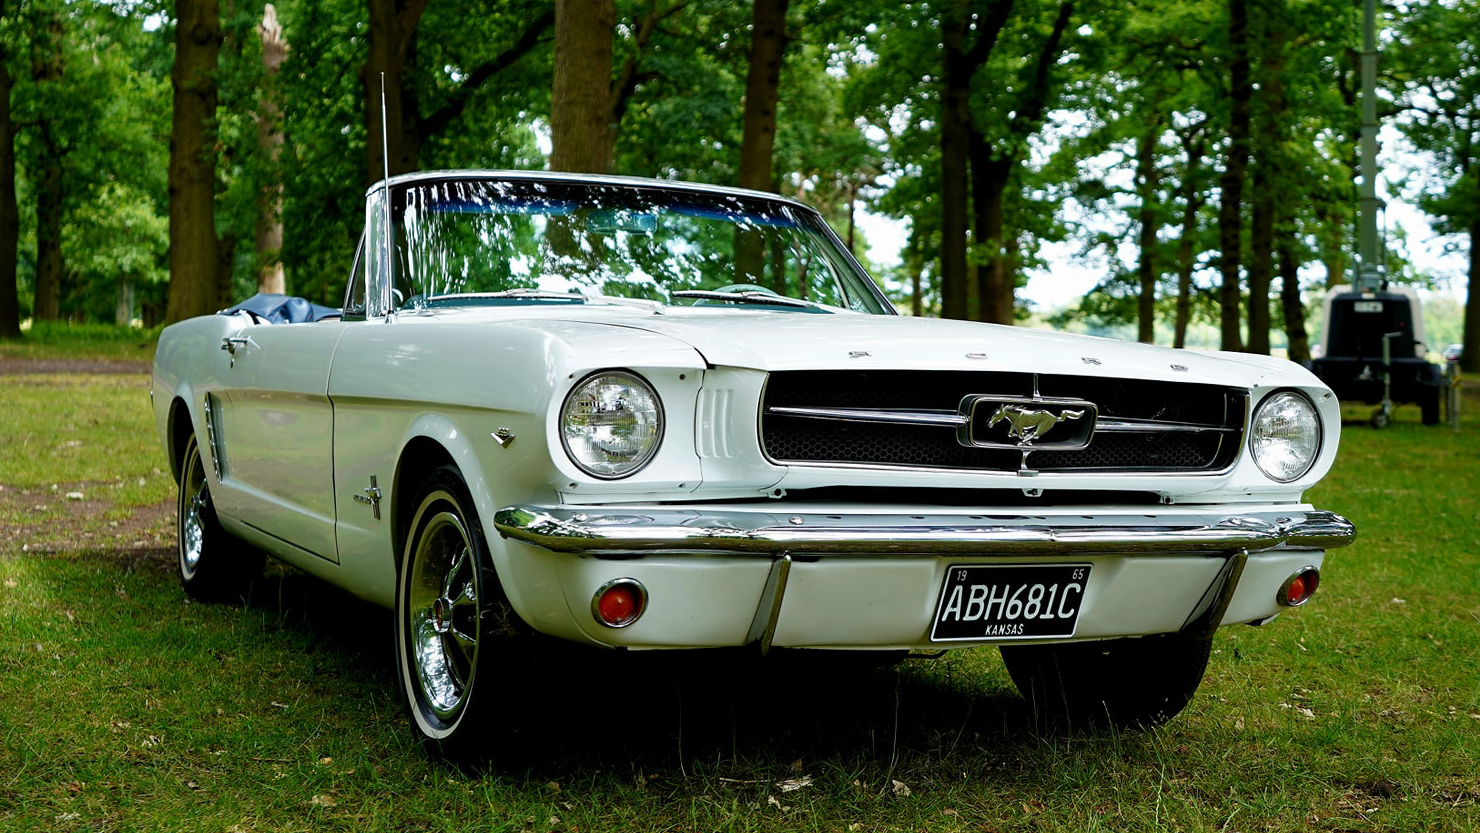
670 290 820 309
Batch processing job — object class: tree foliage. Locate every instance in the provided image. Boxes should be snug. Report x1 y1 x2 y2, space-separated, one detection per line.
0 0 1470 358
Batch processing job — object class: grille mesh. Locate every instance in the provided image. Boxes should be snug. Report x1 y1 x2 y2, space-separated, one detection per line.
761 370 1244 473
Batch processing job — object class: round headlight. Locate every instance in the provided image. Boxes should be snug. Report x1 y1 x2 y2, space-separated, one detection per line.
1249 391 1321 482
560 371 663 479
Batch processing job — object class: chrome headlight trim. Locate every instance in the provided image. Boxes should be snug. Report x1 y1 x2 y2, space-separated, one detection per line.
560 370 664 480
1248 390 1322 483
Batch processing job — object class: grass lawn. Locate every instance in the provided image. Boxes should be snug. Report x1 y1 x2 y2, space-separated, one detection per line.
2 343 1477 832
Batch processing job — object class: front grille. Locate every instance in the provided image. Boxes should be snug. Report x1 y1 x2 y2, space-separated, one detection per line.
761 370 1246 473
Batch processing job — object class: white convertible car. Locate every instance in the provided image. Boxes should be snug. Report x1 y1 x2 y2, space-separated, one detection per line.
152 170 1354 756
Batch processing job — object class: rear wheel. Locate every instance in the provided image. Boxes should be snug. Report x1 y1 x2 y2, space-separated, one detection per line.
395 465 525 760
176 435 261 601
1000 633 1213 730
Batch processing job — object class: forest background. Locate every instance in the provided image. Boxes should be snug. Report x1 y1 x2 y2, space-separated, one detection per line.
0 0 1474 371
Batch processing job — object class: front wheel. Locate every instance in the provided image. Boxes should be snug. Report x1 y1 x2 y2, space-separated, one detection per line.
1000 633 1213 730
395 466 525 760
176 435 261 601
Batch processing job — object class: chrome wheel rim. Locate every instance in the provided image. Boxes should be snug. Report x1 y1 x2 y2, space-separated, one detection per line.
406 507 480 722
179 450 208 578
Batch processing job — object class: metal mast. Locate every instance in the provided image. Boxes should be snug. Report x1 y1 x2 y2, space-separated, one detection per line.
1355 0 1384 292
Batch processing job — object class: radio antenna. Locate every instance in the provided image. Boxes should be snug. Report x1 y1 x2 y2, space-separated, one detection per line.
379 72 394 316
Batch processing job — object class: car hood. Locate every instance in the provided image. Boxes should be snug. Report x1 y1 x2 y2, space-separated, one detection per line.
589 310 1312 389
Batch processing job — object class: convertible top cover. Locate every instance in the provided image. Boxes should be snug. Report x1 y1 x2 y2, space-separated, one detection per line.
222 293 340 324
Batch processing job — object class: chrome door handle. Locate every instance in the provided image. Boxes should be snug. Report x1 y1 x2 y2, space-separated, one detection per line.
221 337 250 355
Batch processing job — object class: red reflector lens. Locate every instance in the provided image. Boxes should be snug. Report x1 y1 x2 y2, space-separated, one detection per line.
593 579 646 628
1278 567 1320 607
1287 576 1308 603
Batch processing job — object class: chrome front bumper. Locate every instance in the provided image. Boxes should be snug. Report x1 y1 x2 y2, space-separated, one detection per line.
493 505 1356 557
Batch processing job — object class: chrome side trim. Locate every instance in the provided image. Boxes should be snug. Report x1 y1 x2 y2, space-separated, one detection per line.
744 553 793 654
493 506 1356 558
202 393 225 481
1179 549 1248 639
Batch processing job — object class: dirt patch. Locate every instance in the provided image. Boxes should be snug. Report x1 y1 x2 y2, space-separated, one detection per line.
0 357 151 375
0 484 174 556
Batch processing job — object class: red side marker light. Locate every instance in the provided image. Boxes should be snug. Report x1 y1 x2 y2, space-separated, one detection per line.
593 578 647 628
1278 567 1320 607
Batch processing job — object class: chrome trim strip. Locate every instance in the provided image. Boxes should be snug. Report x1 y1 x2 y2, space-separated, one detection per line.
766 406 966 427
202 393 225 481
744 554 793 654
1093 418 1240 435
494 506 1356 557
1179 549 1248 639
766 405 1234 436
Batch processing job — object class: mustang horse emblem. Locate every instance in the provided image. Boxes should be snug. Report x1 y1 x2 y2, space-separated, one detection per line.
987 404 1087 445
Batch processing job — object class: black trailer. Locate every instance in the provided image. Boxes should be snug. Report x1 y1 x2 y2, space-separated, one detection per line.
1308 287 1445 426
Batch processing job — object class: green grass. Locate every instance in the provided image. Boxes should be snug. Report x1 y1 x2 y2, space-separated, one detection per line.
0 321 160 362
2 359 1478 832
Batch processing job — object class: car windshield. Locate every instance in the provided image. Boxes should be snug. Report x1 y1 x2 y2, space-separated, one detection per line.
388 177 892 315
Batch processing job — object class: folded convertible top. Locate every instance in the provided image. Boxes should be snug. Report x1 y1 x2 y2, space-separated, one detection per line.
221 293 341 324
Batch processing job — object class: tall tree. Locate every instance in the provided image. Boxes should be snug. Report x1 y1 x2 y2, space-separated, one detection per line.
165 0 224 323
362 0 426 183
256 3 287 296
1216 0 1251 352
550 0 615 173
736 0 789 193
1245 11 1288 356
1133 116 1162 343
0 0 18 339
28 2 63 321
971 1 1074 325
1395 0 1480 373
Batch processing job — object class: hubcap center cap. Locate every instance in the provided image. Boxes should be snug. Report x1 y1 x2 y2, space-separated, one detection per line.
431 598 451 634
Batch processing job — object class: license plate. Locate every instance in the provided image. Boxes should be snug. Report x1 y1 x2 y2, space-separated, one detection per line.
930 564 1090 642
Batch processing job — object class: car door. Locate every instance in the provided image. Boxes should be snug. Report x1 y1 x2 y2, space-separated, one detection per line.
215 321 349 561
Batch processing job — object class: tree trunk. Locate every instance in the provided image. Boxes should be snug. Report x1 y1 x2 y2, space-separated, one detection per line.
938 6 971 320
256 4 287 296
1135 119 1162 343
33 149 63 321
968 139 1011 323
907 228 925 317
362 0 428 184
737 0 788 193
1172 128 1206 349
1217 0 1251 352
1172 122 1207 347
550 0 616 173
971 1 1071 326
1247 187 1273 354
30 8 64 322
734 0 790 282
1247 14 1288 356
1462 208 1480 374
0 25 15 339
1278 231 1309 363
166 0 224 324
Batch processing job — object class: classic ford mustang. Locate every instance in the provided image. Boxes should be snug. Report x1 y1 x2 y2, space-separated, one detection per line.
151 170 1355 757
